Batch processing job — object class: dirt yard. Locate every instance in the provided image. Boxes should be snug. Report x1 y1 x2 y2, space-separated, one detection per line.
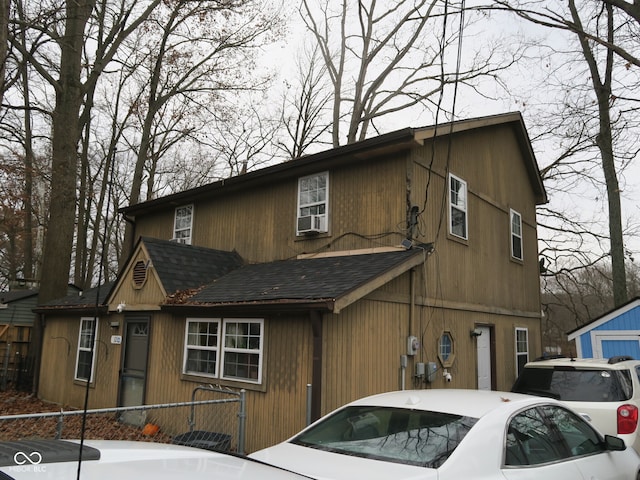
0 388 171 443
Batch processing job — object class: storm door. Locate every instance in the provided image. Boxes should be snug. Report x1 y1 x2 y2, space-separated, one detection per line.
118 317 149 407
476 325 493 390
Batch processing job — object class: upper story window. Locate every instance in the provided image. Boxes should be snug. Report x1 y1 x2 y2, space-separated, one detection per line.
448 173 467 240
173 205 193 244
184 318 264 384
510 209 523 261
75 317 98 382
297 172 328 235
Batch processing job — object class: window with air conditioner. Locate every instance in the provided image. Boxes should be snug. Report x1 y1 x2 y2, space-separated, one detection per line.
297 172 328 235
173 205 193 244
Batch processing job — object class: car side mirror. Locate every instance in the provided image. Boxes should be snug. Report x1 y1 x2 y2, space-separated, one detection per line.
604 434 626 451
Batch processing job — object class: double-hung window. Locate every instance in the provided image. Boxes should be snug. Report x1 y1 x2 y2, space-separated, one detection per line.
173 205 193 244
297 172 328 234
515 328 529 377
510 209 523 260
449 174 467 240
75 317 98 382
184 318 264 384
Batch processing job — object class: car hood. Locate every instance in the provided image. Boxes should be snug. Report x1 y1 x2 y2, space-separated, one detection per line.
250 442 437 480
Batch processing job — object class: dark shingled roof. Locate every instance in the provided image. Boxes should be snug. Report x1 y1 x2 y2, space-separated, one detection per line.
189 248 425 305
0 289 39 304
39 282 115 308
141 237 244 295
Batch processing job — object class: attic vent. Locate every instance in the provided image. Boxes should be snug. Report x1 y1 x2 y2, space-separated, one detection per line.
132 260 149 289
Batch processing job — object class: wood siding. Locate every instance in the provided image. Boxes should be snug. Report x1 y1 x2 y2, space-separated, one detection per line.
38 118 544 452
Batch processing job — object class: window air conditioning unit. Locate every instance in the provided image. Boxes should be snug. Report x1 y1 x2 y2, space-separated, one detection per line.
297 214 326 234
170 237 188 244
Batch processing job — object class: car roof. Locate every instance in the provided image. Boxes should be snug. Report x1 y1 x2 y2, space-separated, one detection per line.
524 357 640 370
0 440 313 480
345 389 545 419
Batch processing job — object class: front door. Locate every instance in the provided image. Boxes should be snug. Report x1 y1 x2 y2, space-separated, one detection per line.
119 317 149 407
476 326 492 390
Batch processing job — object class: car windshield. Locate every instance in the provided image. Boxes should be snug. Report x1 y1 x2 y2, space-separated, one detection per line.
290 406 478 468
512 367 633 401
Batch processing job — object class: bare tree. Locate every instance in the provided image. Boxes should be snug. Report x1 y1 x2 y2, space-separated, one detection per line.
494 0 640 308
277 43 332 159
300 0 525 146
119 1 283 260
0 0 7 105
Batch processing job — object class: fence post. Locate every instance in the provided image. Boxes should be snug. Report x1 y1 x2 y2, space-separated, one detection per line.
56 410 64 439
237 389 246 455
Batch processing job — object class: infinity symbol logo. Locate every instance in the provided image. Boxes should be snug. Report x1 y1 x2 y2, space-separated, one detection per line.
13 451 43 465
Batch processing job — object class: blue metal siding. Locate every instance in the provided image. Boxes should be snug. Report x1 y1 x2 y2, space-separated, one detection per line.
580 335 594 357
593 306 640 331
602 339 640 359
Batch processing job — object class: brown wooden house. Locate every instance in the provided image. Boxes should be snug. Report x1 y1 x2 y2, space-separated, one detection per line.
35 112 547 452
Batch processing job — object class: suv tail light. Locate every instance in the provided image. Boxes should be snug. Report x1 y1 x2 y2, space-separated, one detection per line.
618 404 639 435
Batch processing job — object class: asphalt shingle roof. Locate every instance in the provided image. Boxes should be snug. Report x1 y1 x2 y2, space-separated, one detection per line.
189 248 424 305
41 282 115 308
142 237 244 295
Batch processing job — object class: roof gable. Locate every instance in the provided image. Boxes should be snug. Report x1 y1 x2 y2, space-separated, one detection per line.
568 297 640 340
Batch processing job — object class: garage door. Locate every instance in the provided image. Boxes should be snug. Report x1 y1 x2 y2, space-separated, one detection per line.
594 333 640 359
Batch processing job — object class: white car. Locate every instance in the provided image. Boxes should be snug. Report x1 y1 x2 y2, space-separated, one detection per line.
512 356 640 452
251 389 640 480
0 439 313 480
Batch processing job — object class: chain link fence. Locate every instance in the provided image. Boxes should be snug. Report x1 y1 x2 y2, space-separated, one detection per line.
0 385 246 454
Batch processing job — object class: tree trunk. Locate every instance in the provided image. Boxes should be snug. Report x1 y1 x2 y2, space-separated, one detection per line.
35 0 95 393
569 0 627 306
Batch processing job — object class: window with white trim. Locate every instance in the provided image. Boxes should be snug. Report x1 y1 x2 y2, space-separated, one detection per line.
75 317 98 382
173 205 193 244
184 318 264 384
510 209 523 260
297 172 328 234
515 328 529 377
438 331 455 367
449 174 467 240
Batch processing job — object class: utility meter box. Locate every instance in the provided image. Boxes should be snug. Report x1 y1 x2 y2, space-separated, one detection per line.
426 362 437 383
407 335 419 356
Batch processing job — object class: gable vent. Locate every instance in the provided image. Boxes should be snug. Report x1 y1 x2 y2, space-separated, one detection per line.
132 260 149 288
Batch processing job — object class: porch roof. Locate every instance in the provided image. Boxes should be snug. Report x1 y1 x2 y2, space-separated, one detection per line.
166 245 430 314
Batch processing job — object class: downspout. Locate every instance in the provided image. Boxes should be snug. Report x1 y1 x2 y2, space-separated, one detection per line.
310 310 323 422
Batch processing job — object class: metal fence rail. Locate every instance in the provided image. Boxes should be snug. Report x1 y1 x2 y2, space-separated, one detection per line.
0 386 246 454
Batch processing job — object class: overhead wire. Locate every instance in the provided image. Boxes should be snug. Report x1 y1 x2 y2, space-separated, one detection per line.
418 0 468 374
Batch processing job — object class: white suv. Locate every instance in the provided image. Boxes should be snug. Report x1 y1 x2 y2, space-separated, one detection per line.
512 356 640 452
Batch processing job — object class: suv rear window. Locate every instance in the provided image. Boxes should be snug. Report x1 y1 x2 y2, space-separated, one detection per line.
512 367 633 402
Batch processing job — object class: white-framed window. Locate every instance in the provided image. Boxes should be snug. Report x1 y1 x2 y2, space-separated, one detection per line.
438 331 455 367
510 209 523 261
449 173 467 240
515 328 529 377
184 318 264 384
75 317 98 382
173 205 193 244
297 172 328 234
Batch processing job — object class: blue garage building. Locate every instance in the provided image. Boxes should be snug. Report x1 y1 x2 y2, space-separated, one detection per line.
568 297 640 359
